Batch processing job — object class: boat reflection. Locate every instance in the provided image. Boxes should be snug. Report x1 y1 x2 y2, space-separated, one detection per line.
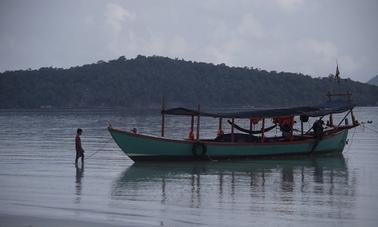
112 155 355 214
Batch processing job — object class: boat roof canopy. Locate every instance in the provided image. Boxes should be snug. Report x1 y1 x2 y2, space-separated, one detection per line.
162 100 354 119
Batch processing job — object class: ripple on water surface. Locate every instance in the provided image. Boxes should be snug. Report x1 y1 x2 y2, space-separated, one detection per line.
0 107 378 226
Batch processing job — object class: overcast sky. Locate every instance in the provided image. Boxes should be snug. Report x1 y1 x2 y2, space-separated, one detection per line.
0 0 377 82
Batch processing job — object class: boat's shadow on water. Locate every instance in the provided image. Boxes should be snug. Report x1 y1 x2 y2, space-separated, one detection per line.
111 155 354 207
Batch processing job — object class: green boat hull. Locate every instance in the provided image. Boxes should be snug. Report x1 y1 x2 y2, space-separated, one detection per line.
108 128 348 161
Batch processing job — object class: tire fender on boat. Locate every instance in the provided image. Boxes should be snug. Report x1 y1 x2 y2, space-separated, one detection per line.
192 142 207 157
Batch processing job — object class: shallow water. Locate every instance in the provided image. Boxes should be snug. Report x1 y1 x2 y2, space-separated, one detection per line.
0 107 378 226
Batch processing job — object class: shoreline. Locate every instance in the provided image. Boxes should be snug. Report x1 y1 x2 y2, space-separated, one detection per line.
0 214 140 227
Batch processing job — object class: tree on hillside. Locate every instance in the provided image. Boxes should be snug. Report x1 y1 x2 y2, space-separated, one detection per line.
0 56 377 108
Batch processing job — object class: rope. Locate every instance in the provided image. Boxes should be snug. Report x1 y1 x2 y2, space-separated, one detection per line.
85 138 113 160
344 127 356 153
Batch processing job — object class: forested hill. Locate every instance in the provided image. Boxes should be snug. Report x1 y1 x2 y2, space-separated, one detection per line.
368 75 378 86
1 55 378 108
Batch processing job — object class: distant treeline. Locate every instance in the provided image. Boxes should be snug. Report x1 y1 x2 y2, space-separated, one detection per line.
1 55 378 108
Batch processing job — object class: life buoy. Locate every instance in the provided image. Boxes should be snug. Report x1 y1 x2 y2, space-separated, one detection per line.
192 142 207 157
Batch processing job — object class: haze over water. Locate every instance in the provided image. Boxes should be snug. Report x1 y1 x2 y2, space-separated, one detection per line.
0 107 378 226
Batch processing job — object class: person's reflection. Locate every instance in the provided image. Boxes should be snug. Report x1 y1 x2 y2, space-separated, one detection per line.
161 177 166 205
75 162 84 203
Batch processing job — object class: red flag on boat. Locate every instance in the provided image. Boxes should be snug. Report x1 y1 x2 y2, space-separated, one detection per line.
335 64 340 83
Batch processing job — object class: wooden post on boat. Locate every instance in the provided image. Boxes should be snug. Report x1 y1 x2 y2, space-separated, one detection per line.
187 114 194 140
301 118 304 136
161 98 165 137
191 115 194 132
337 110 352 127
351 110 356 126
231 118 235 142
261 118 265 143
196 104 200 141
249 118 253 134
329 114 333 127
218 118 223 135
290 116 294 141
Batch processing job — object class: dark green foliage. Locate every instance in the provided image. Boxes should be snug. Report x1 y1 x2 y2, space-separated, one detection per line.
1 55 378 108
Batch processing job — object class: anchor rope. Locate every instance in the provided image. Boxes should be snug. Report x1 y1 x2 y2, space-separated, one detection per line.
85 138 113 160
345 127 357 153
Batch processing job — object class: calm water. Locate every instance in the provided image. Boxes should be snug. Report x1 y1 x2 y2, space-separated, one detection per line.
0 107 378 226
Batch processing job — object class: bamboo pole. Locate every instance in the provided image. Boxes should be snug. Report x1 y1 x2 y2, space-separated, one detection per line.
161 98 165 137
261 118 265 143
196 104 200 140
191 115 194 131
218 118 223 135
351 110 356 126
188 114 194 140
231 118 235 142
290 116 294 141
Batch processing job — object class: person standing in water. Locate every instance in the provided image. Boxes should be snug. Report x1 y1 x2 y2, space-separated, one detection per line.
75 128 85 165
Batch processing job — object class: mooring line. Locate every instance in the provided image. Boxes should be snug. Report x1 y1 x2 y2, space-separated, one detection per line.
85 138 113 160
345 127 357 153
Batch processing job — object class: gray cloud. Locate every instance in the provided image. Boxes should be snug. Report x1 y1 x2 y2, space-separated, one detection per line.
0 0 377 82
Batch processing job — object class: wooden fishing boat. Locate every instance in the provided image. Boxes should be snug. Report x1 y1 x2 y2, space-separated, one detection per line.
108 93 359 162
